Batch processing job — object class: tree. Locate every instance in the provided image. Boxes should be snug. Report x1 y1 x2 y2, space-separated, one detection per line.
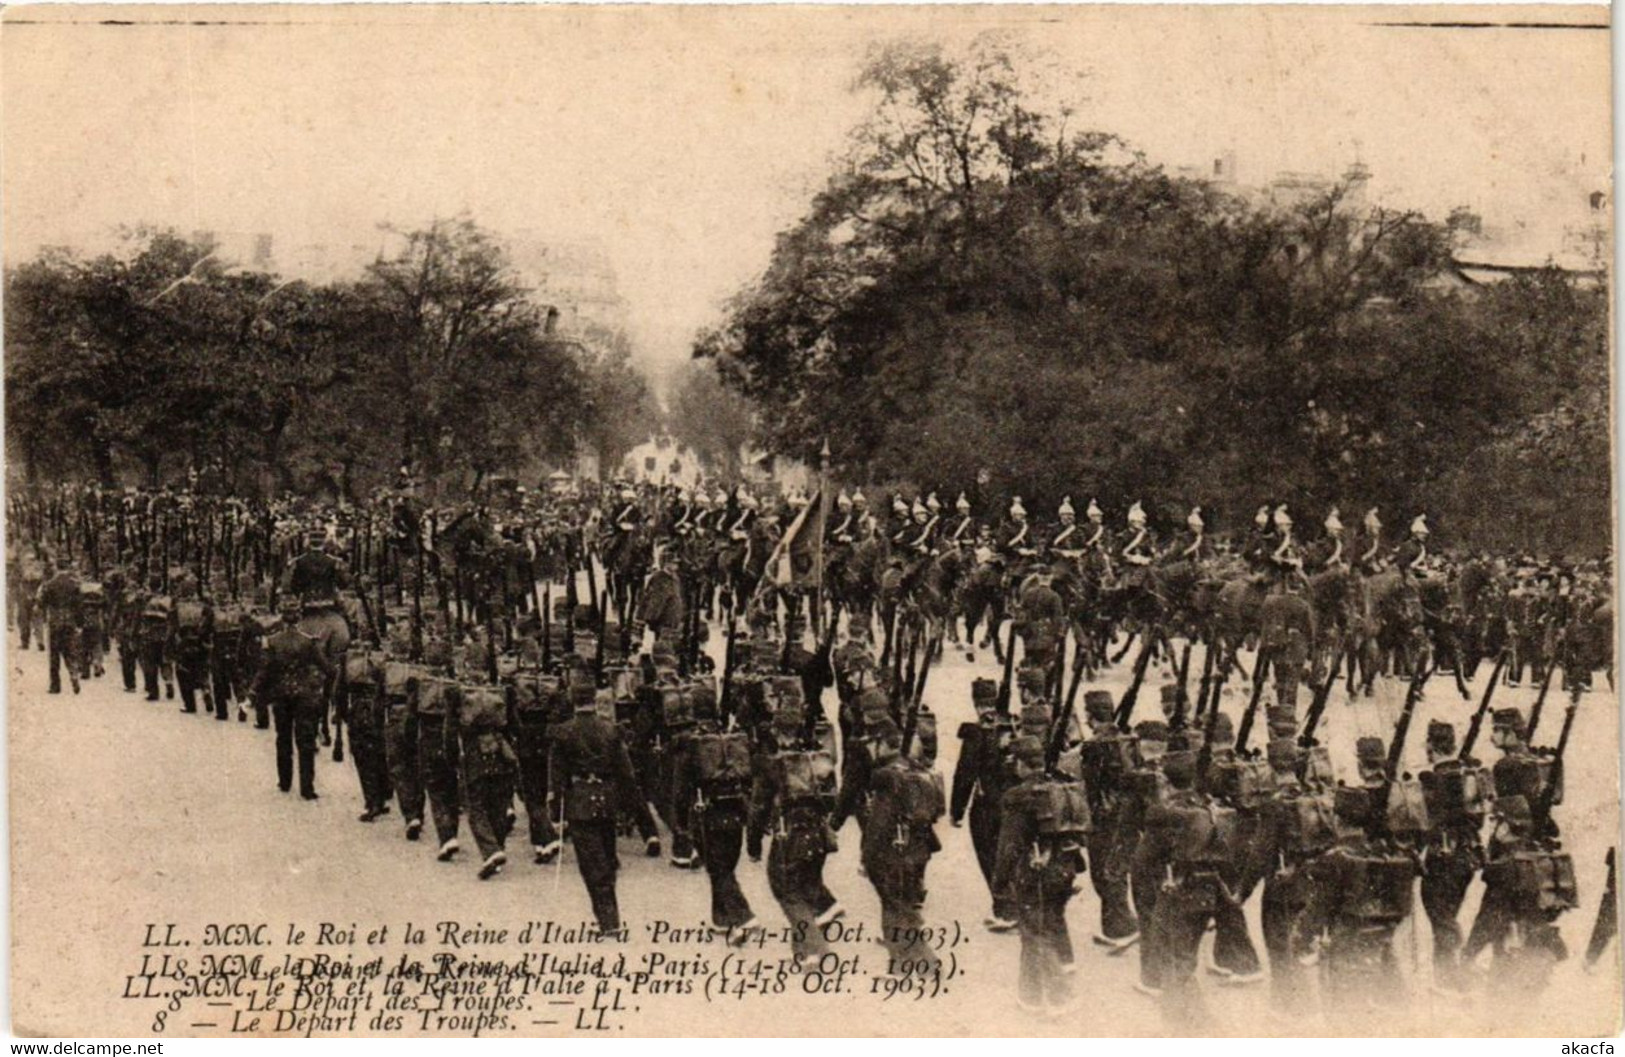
357 216 588 489
6 218 662 501
664 359 755 479
574 321 658 476
697 36 1596 549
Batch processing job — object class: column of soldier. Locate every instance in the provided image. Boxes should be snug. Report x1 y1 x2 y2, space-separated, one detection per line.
6 477 1617 1024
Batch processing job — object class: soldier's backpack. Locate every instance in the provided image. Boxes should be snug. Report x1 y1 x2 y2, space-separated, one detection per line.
415 675 455 716
1495 752 1562 809
1421 761 1492 828
1510 849 1579 913
1209 755 1276 810
894 764 946 827
383 660 416 699
1125 766 1169 812
658 686 694 730
775 748 837 805
1082 734 1139 789
511 672 560 719
1384 777 1432 838
1300 744 1335 787
175 600 207 631
908 707 939 765
692 731 753 794
344 652 382 688
1345 851 1416 926
1032 779 1092 837
1275 790 1338 855
459 685 508 730
143 594 174 624
1169 800 1239 871
765 675 805 714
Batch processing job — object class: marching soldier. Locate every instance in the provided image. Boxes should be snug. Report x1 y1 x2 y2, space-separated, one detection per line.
1461 794 1576 992
210 589 251 720
1258 737 1336 1012
411 640 464 861
510 657 564 863
1134 747 1239 1019
1417 719 1489 990
859 716 945 971
336 641 392 822
1080 691 1139 948
113 568 148 693
992 735 1087 1015
252 598 333 799
171 575 214 714
670 684 759 935
1299 783 1420 1012
550 683 650 939
451 672 519 879
951 679 1019 930
15 547 46 652
749 711 843 967
38 559 83 695
380 633 427 840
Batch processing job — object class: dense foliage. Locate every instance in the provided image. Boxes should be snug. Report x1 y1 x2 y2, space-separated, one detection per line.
6 218 657 499
696 39 1611 553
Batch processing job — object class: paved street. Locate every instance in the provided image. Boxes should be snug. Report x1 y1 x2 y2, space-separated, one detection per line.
8 608 1620 1037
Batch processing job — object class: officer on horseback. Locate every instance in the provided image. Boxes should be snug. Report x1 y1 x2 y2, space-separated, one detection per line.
1269 505 1304 592
1052 497 1084 561
1356 508 1386 575
1162 506 1209 565
1303 508 1346 574
1119 501 1156 567
1394 515 1430 580
945 492 976 548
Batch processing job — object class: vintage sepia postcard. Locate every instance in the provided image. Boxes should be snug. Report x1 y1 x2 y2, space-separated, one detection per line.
3 2 1619 1041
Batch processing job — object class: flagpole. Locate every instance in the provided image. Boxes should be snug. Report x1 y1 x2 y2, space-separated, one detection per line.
814 438 831 640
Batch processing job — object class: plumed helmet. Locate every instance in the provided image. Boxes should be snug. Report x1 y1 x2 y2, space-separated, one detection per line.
1273 505 1292 530
1364 507 1382 534
852 489 867 507
1255 505 1271 527
925 492 941 513
1188 506 1204 531
1058 496 1075 518
1127 501 1146 526
1325 507 1343 534
1411 514 1429 537
837 489 852 509
1010 496 1027 519
955 492 971 513
1087 498 1103 521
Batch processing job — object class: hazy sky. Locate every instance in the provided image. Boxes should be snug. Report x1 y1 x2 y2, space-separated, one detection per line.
3 4 1611 383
